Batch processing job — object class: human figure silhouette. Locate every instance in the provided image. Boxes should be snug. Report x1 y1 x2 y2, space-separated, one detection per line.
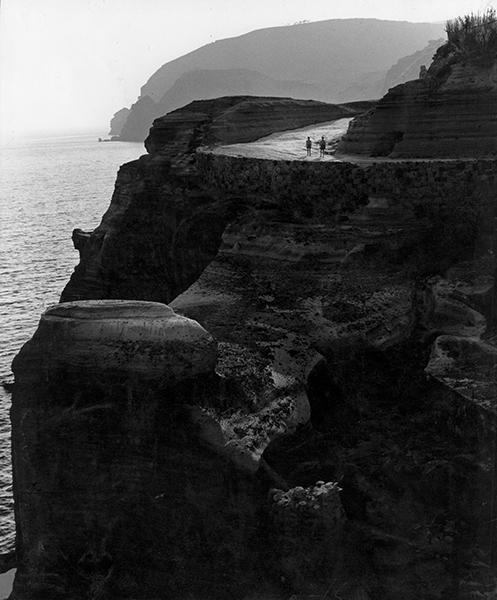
319 136 326 158
306 136 312 156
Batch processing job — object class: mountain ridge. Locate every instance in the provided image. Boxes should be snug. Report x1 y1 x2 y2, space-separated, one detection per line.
141 18 445 100
116 18 445 141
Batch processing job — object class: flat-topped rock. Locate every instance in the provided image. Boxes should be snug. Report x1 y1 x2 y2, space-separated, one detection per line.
9 301 266 598
144 96 372 156
23 300 217 381
9 299 322 597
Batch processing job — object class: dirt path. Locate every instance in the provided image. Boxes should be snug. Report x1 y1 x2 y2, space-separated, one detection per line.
210 118 485 164
210 118 352 162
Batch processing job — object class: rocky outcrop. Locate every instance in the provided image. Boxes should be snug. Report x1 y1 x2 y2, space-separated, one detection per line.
14 92 497 598
118 95 159 143
119 68 327 142
71 228 91 254
338 43 497 157
145 96 373 152
10 300 324 598
61 97 372 305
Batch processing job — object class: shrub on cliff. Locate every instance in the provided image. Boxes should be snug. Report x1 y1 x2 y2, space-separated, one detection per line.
426 10 497 82
445 9 497 64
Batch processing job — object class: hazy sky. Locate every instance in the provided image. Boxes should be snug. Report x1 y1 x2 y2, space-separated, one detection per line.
0 0 494 142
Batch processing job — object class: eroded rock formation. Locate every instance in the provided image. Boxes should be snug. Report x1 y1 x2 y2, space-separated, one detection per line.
11 300 329 598
61 97 372 305
11 93 497 598
338 41 497 157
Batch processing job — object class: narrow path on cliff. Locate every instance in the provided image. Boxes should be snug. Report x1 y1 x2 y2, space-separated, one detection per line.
209 117 489 164
210 118 352 161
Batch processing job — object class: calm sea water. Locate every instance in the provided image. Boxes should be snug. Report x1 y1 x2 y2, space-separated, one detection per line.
0 132 144 553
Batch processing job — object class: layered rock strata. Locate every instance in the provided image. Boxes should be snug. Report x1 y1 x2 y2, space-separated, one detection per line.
61 97 372 305
143 96 374 154
14 94 497 598
338 51 497 157
10 300 319 598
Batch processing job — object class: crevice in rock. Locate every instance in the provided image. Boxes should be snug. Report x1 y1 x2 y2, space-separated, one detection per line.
260 277 496 598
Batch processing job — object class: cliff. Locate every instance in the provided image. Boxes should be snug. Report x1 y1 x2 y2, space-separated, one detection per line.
61 96 372 306
11 300 324 598
337 32 497 157
119 69 325 142
10 93 497 598
108 107 130 136
116 19 445 141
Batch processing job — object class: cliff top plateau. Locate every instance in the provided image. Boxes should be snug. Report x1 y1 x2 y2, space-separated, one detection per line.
337 9 497 158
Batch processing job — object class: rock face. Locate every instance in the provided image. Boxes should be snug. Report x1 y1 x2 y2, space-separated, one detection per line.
13 93 497 598
10 300 321 598
338 42 497 157
119 68 327 142
61 97 372 305
117 95 159 143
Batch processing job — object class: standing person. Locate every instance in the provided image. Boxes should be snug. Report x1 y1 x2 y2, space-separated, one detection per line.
306 136 312 156
319 136 326 158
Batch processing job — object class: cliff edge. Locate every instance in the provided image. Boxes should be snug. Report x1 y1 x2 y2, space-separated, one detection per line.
10 88 497 598
338 13 497 157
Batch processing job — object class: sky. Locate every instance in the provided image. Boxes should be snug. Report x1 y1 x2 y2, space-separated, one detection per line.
0 0 494 143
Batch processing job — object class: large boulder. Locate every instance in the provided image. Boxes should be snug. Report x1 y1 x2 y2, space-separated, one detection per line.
9 301 251 599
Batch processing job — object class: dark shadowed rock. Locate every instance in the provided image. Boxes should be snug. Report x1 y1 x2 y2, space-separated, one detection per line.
118 95 159 143
10 301 307 598
61 97 370 305
10 299 332 598
15 87 497 598
71 228 91 255
338 40 497 157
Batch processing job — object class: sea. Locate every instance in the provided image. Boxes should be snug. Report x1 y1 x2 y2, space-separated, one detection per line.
0 131 144 554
